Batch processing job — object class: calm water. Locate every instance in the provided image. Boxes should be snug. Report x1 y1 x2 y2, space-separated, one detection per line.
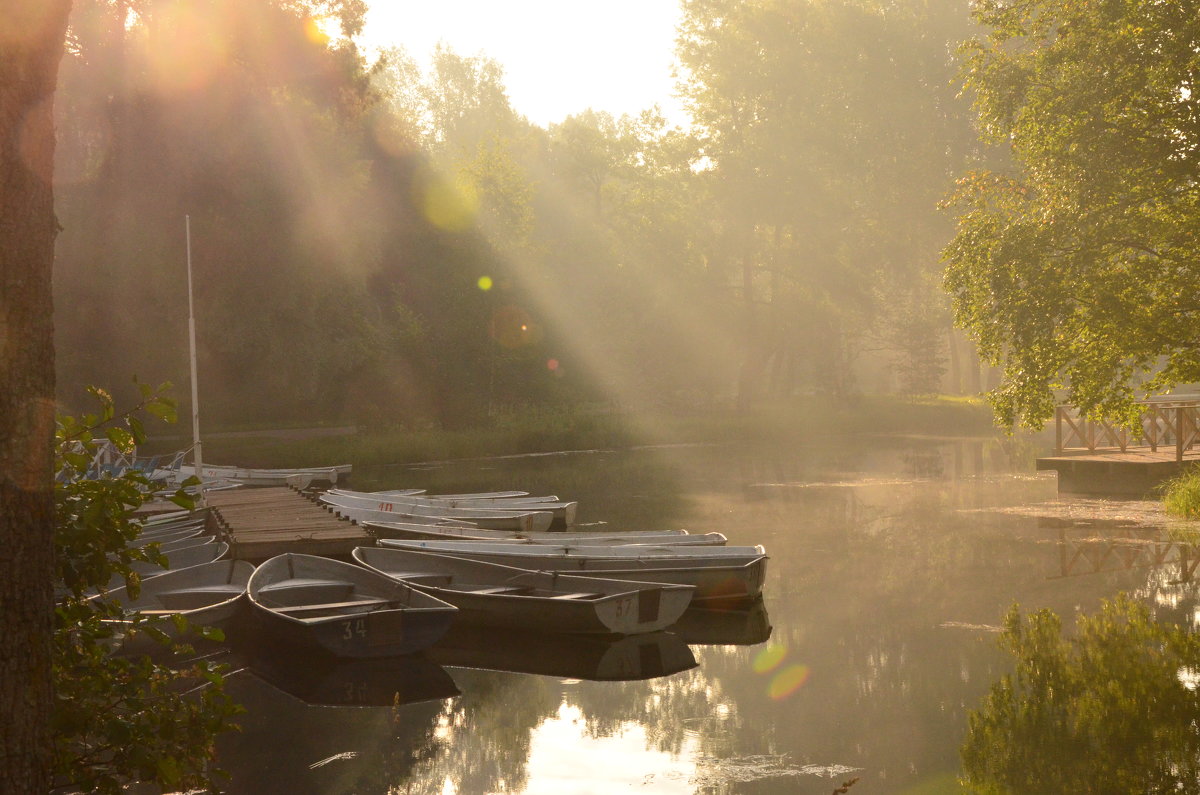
209 435 1196 793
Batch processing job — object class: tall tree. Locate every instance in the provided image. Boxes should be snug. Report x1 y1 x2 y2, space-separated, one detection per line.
0 1 71 791
944 0 1200 427
678 0 980 408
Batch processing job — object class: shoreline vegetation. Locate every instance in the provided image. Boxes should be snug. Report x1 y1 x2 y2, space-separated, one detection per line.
144 394 1002 470
1162 466 1200 521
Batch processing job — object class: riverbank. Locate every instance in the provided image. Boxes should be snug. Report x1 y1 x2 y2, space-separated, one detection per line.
145 395 1000 470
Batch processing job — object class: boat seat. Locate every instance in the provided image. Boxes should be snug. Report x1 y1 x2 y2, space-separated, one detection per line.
273 598 392 615
550 592 602 600
157 584 244 596
155 584 244 610
463 586 531 595
257 579 355 604
383 572 450 586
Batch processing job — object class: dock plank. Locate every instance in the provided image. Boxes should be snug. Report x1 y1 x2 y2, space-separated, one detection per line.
207 488 371 560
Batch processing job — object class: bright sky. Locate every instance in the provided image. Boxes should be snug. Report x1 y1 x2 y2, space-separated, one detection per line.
360 0 687 128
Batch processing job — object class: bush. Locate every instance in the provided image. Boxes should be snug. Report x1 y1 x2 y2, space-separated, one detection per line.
53 386 242 794
1161 465 1200 520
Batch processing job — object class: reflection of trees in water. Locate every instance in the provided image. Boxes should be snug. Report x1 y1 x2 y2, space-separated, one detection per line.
704 453 1134 784
962 596 1200 793
401 669 560 794
216 674 448 794
566 667 730 757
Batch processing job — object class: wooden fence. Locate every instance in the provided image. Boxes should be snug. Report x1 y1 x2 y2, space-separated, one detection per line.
1054 397 1200 462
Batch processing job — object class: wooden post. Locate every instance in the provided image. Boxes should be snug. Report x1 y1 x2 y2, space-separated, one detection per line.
1055 407 1063 455
1177 406 1185 463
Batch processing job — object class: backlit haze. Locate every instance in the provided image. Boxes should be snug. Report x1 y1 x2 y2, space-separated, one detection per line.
360 0 687 127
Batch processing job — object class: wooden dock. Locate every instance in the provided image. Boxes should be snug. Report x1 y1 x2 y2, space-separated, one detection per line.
1036 450 1200 496
206 487 370 561
1036 399 1200 496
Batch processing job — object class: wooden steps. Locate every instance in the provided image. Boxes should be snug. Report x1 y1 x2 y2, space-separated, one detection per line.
207 488 371 560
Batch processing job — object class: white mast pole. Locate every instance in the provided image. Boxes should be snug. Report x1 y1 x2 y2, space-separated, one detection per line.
185 215 205 505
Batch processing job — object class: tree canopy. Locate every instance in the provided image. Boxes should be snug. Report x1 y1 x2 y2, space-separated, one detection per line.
52 0 1000 430
944 0 1200 427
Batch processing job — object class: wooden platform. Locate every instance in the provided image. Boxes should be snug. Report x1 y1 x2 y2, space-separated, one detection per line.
1036 450 1200 497
206 487 370 561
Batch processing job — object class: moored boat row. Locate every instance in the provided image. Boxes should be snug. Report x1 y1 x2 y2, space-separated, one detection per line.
77 477 769 662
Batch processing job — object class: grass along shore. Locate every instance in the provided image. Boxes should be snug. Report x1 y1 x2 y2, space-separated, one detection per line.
145 395 999 470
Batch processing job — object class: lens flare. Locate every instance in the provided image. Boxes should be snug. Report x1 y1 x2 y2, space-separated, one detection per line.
547 359 559 371
768 665 811 700
753 644 787 674
417 173 478 231
142 4 229 94
490 305 539 348
478 276 494 291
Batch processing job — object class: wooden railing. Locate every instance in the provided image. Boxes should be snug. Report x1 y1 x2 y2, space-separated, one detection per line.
1054 397 1200 462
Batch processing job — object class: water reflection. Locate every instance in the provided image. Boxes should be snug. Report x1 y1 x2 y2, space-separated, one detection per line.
196 435 1200 792
961 595 1200 793
244 649 460 707
1052 520 1200 584
672 601 773 646
429 624 697 681
216 670 449 794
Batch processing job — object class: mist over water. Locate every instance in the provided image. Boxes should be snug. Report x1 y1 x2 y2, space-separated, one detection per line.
204 434 1188 793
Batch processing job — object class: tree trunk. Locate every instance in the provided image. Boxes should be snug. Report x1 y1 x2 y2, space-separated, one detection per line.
0 2 70 792
734 228 758 414
947 325 962 395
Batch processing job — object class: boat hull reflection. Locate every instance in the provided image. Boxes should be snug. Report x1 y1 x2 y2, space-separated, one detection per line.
672 599 773 646
427 624 697 681
245 648 460 707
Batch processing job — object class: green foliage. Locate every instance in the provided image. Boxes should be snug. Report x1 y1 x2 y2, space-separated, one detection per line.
676 0 983 405
52 385 241 794
944 0 1200 429
961 595 1200 793
1161 465 1200 520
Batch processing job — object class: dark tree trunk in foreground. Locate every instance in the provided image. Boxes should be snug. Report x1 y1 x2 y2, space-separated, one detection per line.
0 1 70 791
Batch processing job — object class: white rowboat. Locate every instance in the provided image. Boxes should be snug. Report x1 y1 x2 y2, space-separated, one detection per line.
247 553 457 658
363 521 725 546
353 547 694 635
375 539 768 604
321 497 554 533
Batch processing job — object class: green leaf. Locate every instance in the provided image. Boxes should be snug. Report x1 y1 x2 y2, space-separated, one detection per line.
145 398 177 423
127 416 146 445
168 492 196 509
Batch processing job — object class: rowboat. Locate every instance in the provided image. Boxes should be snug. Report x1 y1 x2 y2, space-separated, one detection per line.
332 488 541 501
135 541 229 574
375 539 768 604
328 489 577 527
158 534 216 552
362 521 725 546
428 624 697 681
353 547 695 635
247 553 457 658
136 518 208 537
90 541 231 597
130 526 206 548
177 463 351 487
320 496 554 533
96 559 254 629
